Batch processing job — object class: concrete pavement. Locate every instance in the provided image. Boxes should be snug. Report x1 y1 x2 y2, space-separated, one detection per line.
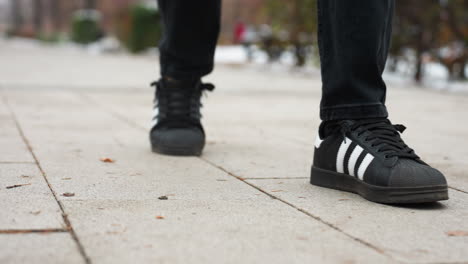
1 39 468 263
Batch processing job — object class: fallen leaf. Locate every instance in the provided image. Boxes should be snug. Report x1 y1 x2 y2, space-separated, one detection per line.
155 216 165 220
271 190 283 192
446 230 468 237
338 198 349 201
30 211 41 215
158 196 168 200
62 192 75 197
62 178 72 180
21 175 31 178
6 183 31 189
100 158 115 163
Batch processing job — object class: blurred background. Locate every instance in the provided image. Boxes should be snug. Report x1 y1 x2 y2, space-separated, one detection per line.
0 0 467 91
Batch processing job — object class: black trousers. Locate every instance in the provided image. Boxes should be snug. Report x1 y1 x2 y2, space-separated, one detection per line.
157 0 394 121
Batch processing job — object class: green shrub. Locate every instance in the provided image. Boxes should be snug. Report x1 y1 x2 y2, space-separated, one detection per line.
71 10 102 44
125 4 161 53
38 32 62 44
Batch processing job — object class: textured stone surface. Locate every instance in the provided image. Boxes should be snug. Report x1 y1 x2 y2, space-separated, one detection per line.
1 39 467 263
0 233 83 264
0 164 64 230
247 179 468 263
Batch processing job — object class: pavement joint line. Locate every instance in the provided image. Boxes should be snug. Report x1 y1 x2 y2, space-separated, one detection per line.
242 177 308 180
199 157 399 263
1 93 92 264
75 89 460 263
0 82 145 92
0 161 36 164
448 186 468 195
82 86 468 199
0 228 70 235
422 262 468 264
76 92 145 131
35 92 468 198
76 91 398 259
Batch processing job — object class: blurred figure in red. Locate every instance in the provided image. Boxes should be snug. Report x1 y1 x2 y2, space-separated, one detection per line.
233 21 245 44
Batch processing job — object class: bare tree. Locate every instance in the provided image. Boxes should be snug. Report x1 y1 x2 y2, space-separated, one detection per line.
85 0 96 9
33 0 43 33
10 0 22 34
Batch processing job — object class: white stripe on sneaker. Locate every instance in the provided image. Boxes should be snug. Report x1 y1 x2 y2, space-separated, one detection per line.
315 135 324 148
150 107 159 129
336 137 352 173
357 154 374 180
347 145 364 177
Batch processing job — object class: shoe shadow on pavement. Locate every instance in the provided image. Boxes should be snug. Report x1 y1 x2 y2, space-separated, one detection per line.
388 202 447 211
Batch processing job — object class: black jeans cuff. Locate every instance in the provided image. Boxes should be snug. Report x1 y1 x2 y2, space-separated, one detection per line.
160 53 214 80
161 65 213 80
320 103 388 121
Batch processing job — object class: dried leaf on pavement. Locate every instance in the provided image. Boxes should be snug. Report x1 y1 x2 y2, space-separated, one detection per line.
446 230 468 237
100 157 115 163
6 183 31 189
62 192 75 197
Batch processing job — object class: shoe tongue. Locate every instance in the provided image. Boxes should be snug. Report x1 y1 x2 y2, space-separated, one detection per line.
163 77 199 89
319 120 342 138
319 118 389 138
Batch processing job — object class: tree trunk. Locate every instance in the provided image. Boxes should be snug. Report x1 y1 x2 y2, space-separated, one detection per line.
33 0 43 34
85 0 96 9
10 0 22 34
49 0 62 32
459 59 467 80
414 45 424 83
294 43 306 67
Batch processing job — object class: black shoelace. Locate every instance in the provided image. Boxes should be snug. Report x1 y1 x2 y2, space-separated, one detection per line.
151 80 214 128
341 119 419 159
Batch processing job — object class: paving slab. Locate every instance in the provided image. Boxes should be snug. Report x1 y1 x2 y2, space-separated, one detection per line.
247 178 468 263
76 86 468 263
0 233 83 264
4 90 394 263
81 89 468 191
0 164 64 230
2 40 467 263
75 91 318 180
63 198 394 264
0 98 34 163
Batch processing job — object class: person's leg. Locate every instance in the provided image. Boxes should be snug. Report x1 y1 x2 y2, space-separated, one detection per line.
158 0 221 80
311 0 448 203
318 0 393 121
150 0 220 156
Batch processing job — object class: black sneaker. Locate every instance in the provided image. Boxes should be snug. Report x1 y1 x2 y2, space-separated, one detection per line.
149 78 214 156
310 118 448 204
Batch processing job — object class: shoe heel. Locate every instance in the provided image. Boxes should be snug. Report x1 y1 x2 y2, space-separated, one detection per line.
310 166 358 194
